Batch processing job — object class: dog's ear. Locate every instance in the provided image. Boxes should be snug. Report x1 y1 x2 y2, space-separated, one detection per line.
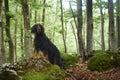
31 25 36 33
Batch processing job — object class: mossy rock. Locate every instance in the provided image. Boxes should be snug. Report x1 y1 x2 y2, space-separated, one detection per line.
23 65 67 80
61 53 77 68
110 53 120 67
87 52 112 72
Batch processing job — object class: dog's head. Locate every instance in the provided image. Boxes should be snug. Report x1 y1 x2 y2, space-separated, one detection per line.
31 23 44 34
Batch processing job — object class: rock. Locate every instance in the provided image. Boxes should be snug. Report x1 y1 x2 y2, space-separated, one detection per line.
0 58 50 80
0 68 22 80
34 59 50 71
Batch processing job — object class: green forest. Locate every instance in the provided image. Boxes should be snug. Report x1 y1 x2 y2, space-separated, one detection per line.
0 0 120 80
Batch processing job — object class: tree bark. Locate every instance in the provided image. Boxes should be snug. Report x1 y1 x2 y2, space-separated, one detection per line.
42 0 46 26
108 0 116 51
77 0 86 60
21 18 24 55
116 0 120 49
70 22 79 55
60 0 67 53
86 0 93 55
1 1 6 63
100 0 105 50
0 0 2 53
1 24 6 64
0 0 4 65
22 0 32 58
69 2 79 54
34 0 37 23
4 0 14 63
52 1 58 42
14 5 18 61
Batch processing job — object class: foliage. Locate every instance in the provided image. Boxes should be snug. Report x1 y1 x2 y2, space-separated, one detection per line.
23 65 67 80
61 53 77 68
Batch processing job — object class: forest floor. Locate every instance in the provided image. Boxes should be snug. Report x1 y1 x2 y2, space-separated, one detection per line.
63 60 120 80
1 58 120 80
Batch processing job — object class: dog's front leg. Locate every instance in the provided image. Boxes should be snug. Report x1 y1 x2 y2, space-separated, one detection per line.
40 53 47 59
32 50 38 58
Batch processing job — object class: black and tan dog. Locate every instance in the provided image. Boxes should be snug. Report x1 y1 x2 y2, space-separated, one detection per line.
31 23 63 69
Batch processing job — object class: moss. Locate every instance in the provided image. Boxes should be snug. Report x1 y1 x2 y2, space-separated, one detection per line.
87 52 112 72
87 51 120 72
20 53 78 80
23 72 46 80
61 53 77 68
110 53 120 67
23 65 67 80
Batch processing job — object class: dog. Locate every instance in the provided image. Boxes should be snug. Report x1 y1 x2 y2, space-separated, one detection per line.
31 23 63 69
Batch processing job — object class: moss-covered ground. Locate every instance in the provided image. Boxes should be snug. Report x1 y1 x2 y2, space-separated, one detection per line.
22 53 78 80
23 65 67 80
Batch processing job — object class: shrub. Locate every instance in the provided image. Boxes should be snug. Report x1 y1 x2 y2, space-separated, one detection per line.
87 52 112 72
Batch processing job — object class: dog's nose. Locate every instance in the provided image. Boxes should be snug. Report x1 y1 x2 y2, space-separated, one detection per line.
37 28 41 33
37 27 41 30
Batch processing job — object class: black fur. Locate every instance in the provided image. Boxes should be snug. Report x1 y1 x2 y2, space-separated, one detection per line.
31 23 63 69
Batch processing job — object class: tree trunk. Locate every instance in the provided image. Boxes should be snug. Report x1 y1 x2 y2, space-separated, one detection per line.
14 5 18 61
0 0 4 65
4 0 14 63
70 22 79 55
0 0 2 53
1 1 6 63
86 0 93 55
108 0 116 51
42 0 46 26
77 0 86 60
1 25 6 64
69 2 79 54
69 2 77 29
116 0 120 49
100 0 105 50
52 2 59 42
22 0 32 58
21 18 24 55
34 0 37 23
60 0 67 53
38 0 41 23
